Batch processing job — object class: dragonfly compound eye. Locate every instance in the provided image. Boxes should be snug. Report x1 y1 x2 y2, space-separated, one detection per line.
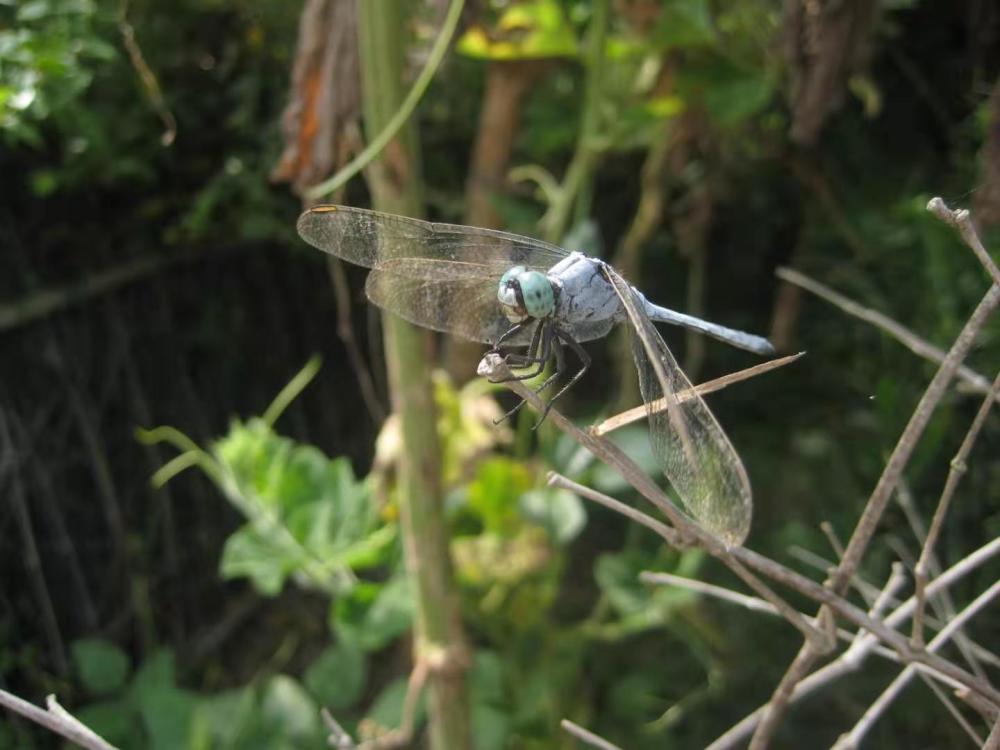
517 270 555 318
498 265 529 322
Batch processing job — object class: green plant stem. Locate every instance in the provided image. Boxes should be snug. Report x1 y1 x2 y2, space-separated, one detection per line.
357 3 471 750
542 0 609 243
306 0 465 200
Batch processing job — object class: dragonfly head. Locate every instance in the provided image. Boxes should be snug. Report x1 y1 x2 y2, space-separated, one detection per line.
498 266 555 323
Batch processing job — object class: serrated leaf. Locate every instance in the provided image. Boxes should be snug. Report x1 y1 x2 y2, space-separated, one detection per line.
219 524 296 596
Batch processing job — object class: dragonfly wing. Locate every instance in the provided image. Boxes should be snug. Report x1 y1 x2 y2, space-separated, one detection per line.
365 258 535 345
604 266 752 547
298 205 570 270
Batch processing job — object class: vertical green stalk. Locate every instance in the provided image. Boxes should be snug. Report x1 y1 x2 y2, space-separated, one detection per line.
542 0 610 244
357 3 471 750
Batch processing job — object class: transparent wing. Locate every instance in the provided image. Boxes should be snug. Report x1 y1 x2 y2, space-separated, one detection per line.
365 258 533 345
605 266 752 547
298 205 570 270
367 258 617 345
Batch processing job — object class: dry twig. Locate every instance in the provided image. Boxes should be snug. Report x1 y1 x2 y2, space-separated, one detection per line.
912 371 1000 646
0 690 118 750
775 266 999 402
593 353 804 435
560 719 623 750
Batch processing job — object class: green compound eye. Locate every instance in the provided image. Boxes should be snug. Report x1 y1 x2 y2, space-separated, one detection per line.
517 270 554 318
499 265 527 291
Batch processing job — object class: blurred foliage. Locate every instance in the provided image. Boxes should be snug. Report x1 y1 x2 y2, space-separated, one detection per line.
2 0 999 748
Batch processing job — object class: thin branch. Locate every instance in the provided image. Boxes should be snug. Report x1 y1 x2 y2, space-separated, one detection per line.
912 370 1000 646
560 719 623 750
897 481 990 679
751 268 1000 746
321 708 357 748
850 563 907 649
834 580 1000 749
548 474 828 647
775 266 1000 403
831 281 1000 593
548 469 1000 712
640 571 782 616
486 355 1000 709
593 353 805 436
915 673 984 748
640 570 903 662
118 0 177 146
927 197 1000 285
305 0 466 199
985 717 1000 750
327 258 387 423
790 545 1000 671
0 690 118 750
707 536 1000 749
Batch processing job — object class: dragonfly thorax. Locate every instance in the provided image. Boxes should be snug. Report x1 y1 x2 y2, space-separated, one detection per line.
497 265 556 323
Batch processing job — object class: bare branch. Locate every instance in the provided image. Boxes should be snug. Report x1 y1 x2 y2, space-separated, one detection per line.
560 719 623 750
593 353 805 436
708 536 1000 749
775 267 999 402
831 281 999 593
0 690 118 750
641 570 902 662
835 580 1000 749
913 370 1000 645
927 197 1000 285
547 470 828 647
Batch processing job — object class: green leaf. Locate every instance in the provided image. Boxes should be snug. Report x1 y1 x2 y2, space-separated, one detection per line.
219 524 296 596
197 686 258 746
74 698 138 747
71 638 129 696
261 675 320 739
470 650 505 706
457 0 577 60
471 703 510 750
519 487 586 543
304 641 367 711
655 0 716 48
137 687 197 750
333 576 414 651
679 60 775 127
466 457 533 534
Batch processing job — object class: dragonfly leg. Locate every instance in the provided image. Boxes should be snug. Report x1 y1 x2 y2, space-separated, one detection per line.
488 320 529 354
492 326 558 425
491 321 554 383
532 328 590 428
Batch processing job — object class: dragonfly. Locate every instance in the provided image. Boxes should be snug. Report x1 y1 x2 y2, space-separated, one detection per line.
298 204 773 546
